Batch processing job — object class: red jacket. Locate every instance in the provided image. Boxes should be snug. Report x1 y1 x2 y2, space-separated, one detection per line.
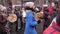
43 22 60 34
49 6 54 15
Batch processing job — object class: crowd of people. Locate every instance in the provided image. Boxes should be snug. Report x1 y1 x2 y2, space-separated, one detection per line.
0 1 60 34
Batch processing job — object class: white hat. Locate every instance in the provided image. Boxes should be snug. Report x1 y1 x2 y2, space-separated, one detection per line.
43 4 48 7
25 2 34 8
0 6 6 11
51 2 55 6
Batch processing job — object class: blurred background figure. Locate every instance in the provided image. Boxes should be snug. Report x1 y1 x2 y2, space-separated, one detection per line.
43 2 60 34
7 7 12 15
0 3 7 34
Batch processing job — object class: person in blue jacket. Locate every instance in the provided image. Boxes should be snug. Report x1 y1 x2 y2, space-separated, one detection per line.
24 2 40 34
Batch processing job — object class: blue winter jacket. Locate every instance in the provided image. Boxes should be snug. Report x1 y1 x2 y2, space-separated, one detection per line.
24 11 38 34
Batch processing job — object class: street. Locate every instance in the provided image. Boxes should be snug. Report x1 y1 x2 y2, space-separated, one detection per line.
14 22 44 34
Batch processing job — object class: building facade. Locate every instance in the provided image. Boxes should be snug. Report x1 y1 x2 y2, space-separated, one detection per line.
0 0 44 7
0 0 60 8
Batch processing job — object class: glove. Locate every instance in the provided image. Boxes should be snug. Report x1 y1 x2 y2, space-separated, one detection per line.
37 20 41 24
